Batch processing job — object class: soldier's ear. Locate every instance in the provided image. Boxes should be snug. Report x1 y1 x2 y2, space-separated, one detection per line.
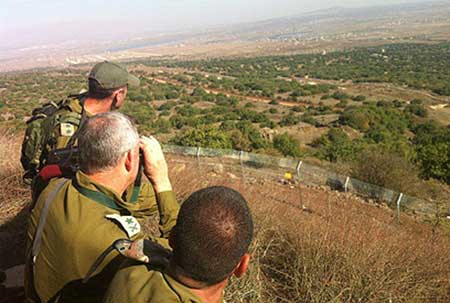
233 254 250 278
125 150 133 172
116 87 127 100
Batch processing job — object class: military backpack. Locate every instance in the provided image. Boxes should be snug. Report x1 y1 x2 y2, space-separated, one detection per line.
20 94 86 184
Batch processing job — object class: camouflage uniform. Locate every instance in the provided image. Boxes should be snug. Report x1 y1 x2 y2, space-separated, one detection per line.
25 171 179 303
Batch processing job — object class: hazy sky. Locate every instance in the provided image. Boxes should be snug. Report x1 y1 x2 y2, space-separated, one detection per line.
0 0 439 47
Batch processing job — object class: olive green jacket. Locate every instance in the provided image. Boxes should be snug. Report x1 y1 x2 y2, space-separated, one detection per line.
35 96 158 222
104 262 205 303
25 171 179 303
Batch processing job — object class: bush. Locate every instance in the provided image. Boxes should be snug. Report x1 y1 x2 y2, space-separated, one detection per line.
404 103 428 117
351 147 419 194
314 128 361 162
172 125 232 149
273 133 301 157
158 101 177 111
236 121 268 150
291 106 305 113
352 95 366 102
152 118 171 134
280 113 300 127
331 91 350 101
413 122 450 184
230 130 252 151
300 114 318 126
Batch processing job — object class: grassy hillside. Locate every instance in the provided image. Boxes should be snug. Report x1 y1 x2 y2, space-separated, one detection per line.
1 132 449 302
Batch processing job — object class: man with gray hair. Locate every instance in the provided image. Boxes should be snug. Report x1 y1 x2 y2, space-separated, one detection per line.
24 112 179 303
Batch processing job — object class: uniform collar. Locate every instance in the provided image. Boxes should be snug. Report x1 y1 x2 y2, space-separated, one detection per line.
162 273 215 303
74 171 127 211
66 95 93 117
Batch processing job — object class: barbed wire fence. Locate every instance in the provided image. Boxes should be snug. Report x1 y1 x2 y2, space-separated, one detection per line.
162 144 445 223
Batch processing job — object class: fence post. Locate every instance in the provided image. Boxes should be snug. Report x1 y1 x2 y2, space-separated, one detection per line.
196 147 201 171
396 193 403 223
344 176 350 193
239 150 244 167
239 150 246 185
296 160 305 210
296 161 303 181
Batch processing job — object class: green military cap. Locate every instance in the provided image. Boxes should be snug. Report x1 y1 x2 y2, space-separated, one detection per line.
89 61 140 89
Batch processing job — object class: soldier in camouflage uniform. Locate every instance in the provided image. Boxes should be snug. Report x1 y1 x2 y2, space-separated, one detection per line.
25 112 179 303
104 186 254 303
21 61 157 221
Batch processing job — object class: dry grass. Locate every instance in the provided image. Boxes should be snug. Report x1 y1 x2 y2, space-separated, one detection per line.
0 132 29 219
0 131 30 271
169 158 450 303
1 136 450 302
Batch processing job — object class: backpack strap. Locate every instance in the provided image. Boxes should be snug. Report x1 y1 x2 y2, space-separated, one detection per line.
31 178 69 265
28 178 68 303
65 95 87 150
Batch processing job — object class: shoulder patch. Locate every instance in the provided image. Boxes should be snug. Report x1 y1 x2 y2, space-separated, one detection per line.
60 123 75 137
106 214 141 238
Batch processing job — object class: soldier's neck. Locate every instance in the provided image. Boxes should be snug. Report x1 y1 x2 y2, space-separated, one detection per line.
87 168 130 197
167 263 227 303
84 97 113 115
190 282 226 303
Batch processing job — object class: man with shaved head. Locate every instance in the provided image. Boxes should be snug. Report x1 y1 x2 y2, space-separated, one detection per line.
104 186 254 303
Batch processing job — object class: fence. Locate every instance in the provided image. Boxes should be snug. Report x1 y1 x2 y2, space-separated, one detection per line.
162 144 441 222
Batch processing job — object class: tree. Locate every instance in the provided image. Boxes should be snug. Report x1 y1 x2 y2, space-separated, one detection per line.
273 133 302 157
351 147 419 194
236 121 268 149
413 123 450 184
404 103 428 118
314 128 360 162
230 130 252 151
280 113 300 127
172 125 233 149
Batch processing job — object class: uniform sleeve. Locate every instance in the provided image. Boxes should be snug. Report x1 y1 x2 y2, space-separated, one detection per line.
123 179 158 221
123 179 179 239
143 191 179 250
155 191 179 239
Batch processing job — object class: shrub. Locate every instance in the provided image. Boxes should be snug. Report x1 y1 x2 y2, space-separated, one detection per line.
236 121 268 150
314 128 361 162
300 114 318 126
351 147 419 194
331 91 350 101
413 122 450 184
404 103 428 117
291 106 305 113
172 125 232 149
280 113 300 127
352 95 366 102
273 133 301 157
158 101 177 111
